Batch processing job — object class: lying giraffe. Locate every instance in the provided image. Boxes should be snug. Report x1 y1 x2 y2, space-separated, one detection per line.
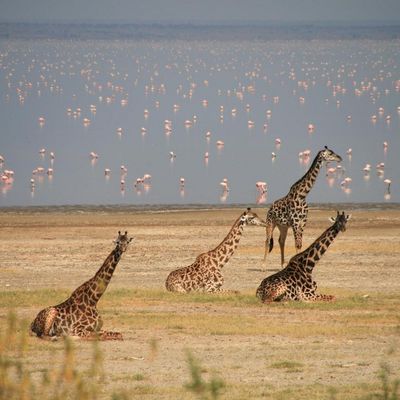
257 211 350 302
264 146 342 267
30 231 133 340
166 208 266 293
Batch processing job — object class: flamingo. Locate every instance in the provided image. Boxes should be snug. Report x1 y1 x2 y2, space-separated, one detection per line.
363 164 371 174
384 179 392 193
340 177 352 187
326 167 337 175
143 174 152 182
220 178 229 192
135 177 144 187
256 181 267 194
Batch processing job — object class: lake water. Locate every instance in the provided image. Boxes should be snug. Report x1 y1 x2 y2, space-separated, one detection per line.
0 29 399 206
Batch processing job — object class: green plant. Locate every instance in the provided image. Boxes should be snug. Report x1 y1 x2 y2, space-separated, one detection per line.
0 312 106 400
184 350 225 400
370 362 400 400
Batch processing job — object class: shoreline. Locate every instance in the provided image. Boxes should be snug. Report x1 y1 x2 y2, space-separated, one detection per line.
0 202 399 214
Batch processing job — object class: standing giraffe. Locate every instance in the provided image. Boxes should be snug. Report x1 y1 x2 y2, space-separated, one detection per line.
166 208 266 293
263 146 342 267
257 211 350 302
31 231 133 340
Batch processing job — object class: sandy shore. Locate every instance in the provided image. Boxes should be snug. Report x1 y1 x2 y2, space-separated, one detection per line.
1 206 399 292
0 206 399 398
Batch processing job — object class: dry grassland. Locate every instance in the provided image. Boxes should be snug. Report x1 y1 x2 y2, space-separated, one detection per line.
0 206 399 399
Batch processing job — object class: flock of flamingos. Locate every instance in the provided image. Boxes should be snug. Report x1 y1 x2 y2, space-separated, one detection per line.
0 40 398 204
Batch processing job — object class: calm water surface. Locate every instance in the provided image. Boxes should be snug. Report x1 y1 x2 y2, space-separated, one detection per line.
0 37 399 206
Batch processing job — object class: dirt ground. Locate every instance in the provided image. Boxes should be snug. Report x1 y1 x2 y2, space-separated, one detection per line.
0 206 399 399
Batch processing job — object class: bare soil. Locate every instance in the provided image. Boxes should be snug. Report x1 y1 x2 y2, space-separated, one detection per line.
0 207 399 399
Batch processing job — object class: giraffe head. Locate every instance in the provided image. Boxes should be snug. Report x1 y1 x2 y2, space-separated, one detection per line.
319 146 342 163
114 231 133 252
329 211 351 232
239 208 267 227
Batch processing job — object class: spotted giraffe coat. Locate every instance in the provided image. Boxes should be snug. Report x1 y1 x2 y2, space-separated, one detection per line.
257 211 350 302
264 146 342 266
30 232 132 340
166 209 266 293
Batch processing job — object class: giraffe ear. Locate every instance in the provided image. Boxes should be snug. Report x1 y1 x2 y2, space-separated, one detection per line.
329 217 336 223
346 214 352 221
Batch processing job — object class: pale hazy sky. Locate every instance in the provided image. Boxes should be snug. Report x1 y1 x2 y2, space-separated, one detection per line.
0 0 400 24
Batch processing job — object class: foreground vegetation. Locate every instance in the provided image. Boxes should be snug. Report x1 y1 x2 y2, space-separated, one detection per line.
0 289 399 399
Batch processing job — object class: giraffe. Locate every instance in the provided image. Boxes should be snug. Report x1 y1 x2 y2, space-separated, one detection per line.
165 208 267 293
30 231 133 340
256 211 350 302
263 146 342 267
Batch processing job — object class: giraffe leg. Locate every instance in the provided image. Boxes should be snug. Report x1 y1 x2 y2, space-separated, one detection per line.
293 210 308 254
31 307 58 338
312 294 336 302
277 225 289 267
97 331 124 340
257 283 287 303
300 287 336 302
67 331 124 341
211 286 240 295
166 278 188 293
292 226 304 253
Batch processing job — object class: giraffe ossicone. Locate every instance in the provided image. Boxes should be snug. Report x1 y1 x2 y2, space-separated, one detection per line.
30 231 133 340
165 208 266 293
263 146 342 267
257 210 350 303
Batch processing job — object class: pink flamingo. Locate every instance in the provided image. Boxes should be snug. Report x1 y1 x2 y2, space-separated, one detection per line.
256 181 267 194
220 178 229 193
384 179 392 193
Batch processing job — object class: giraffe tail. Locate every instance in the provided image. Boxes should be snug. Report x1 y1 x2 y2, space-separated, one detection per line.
269 237 274 253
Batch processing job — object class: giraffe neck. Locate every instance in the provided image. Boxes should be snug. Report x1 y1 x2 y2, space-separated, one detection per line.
297 223 341 273
89 247 122 304
288 154 323 199
208 218 244 268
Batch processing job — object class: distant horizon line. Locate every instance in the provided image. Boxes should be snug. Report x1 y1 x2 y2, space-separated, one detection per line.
1 19 399 27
